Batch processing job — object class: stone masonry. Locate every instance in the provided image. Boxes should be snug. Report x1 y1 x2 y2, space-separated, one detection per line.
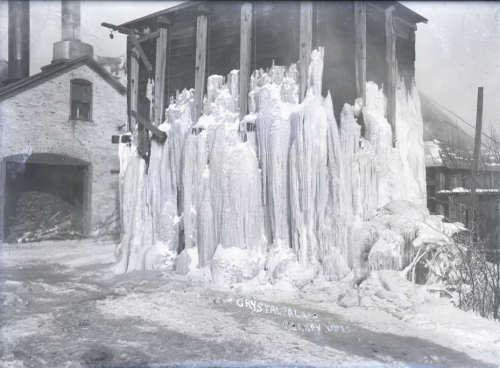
0 63 127 234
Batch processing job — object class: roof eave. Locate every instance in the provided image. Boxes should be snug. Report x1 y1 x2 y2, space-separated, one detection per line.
0 56 126 102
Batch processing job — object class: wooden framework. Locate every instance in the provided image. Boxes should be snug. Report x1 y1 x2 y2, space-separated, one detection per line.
154 16 171 126
129 45 140 134
354 1 367 106
239 3 252 119
110 1 426 155
299 1 313 103
194 4 210 122
385 5 397 147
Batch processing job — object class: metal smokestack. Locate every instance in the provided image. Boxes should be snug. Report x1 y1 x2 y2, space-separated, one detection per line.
8 0 30 81
53 0 93 62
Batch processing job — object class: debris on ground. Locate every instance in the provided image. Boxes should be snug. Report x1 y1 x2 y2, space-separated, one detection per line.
6 191 87 244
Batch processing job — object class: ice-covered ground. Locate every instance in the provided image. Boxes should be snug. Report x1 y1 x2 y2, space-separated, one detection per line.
1 238 499 367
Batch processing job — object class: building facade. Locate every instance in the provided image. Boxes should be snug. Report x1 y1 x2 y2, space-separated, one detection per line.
0 1 127 240
0 57 127 239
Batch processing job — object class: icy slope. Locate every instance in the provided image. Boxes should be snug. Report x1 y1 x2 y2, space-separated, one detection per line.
117 47 427 280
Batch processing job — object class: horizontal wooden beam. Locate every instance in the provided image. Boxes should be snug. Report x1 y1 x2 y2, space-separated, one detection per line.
138 30 160 43
130 111 168 141
101 22 145 36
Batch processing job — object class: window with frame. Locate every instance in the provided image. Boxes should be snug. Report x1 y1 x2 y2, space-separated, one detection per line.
71 79 92 120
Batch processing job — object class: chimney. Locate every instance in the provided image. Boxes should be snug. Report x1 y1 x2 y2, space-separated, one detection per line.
52 0 93 63
8 0 30 82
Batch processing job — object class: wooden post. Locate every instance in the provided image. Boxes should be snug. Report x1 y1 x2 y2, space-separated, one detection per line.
0 159 5 240
130 36 140 133
471 87 484 207
194 4 210 122
354 1 366 106
299 1 313 103
154 16 171 126
385 5 397 147
239 3 252 120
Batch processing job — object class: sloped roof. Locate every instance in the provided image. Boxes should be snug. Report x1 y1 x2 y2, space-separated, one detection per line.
0 56 126 102
421 91 500 172
425 140 500 172
118 1 427 30
420 92 474 149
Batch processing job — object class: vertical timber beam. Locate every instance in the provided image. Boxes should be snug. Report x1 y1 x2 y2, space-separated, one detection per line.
385 6 397 147
130 36 140 133
0 160 5 241
354 1 366 106
239 3 252 120
299 1 313 103
471 87 484 213
194 4 210 122
154 16 171 126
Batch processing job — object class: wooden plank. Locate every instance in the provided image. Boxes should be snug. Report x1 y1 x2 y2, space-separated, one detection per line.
0 160 5 240
131 110 168 141
138 30 160 43
169 44 199 59
154 19 169 126
471 87 484 209
239 3 252 120
354 1 366 106
385 5 397 147
130 41 140 133
101 22 144 36
129 31 153 75
299 1 313 102
194 5 210 121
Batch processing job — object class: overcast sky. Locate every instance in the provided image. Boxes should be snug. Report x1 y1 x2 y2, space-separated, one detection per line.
403 1 500 138
0 1 499 137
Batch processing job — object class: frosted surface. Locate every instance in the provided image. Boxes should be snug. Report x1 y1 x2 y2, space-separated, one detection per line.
117 48 428 280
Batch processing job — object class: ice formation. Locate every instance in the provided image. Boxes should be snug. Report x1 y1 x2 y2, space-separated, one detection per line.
117 47 432 282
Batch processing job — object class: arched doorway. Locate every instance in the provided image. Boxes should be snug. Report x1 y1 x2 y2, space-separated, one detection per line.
0 153 92 241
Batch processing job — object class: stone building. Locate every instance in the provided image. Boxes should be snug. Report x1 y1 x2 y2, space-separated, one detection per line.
0 1 126 240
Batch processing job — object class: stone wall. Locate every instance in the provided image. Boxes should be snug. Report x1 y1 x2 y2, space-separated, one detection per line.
0 64 126 234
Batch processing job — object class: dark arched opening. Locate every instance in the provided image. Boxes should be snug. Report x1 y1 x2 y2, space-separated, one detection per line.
0 153 92 242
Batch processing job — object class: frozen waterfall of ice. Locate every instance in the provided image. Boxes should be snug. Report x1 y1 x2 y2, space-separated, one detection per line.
117 47 428 282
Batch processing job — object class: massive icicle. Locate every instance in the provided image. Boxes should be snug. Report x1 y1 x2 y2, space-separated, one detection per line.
117 47 429 280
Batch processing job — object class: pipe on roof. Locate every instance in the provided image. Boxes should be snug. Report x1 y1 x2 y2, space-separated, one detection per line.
8 0 30 82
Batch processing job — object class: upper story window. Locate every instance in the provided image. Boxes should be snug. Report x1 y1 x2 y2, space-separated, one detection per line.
71 79 92 120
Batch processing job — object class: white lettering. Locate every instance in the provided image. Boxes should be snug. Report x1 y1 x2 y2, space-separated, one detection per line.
256 302 263 313
311 324 321 332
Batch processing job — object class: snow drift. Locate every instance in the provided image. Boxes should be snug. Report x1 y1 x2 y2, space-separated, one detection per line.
117 47 432 282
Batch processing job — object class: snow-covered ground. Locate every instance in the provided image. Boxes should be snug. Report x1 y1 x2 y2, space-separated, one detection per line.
1 238 499 367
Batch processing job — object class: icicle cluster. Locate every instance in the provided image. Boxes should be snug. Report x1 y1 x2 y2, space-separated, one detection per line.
117 47 428 280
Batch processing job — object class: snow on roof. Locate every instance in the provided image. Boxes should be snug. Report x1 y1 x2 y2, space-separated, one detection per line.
425 140 500 172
